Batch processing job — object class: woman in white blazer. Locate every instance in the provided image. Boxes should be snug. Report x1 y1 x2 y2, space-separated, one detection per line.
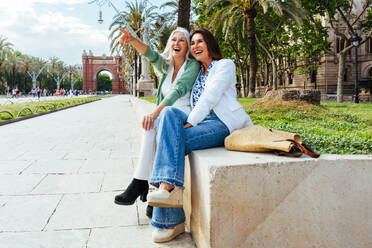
145 28 253 243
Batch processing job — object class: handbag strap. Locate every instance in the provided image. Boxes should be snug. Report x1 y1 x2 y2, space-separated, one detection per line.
286 139 320 158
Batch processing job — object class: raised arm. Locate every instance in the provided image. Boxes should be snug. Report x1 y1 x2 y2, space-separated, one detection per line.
119 28 147 55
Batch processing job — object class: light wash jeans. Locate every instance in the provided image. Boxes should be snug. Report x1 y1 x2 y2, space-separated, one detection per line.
149 107 229 229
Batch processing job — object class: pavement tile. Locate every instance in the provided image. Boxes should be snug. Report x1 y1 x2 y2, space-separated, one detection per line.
64 150 111 160
0 230 90 248
23 160 84 174
0 195 61 231
93 141 131 152
45 192 138 230
79 159 132 174
87 226 196 248
110 149 136 159
0 174 45 195
16 151 67 161
101 172 133 192
31 174 104 195
0 151 28 161
0 160 34 175
0 197 7 207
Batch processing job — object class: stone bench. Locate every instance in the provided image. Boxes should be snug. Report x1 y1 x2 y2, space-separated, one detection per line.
130 96 372 248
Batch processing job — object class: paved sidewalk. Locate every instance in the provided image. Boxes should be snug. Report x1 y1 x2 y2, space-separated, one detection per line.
0 95 195 248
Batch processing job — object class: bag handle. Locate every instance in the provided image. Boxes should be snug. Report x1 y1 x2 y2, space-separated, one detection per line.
286 139 320 158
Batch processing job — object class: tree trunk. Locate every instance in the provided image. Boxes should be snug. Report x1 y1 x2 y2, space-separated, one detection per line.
337 53 346 102
240 68 246 97
245 68 250 97
244 9 257 98
178 0 191 31
272 61 278 90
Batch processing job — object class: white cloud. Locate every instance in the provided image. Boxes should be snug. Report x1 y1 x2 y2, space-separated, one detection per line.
0 0 110 65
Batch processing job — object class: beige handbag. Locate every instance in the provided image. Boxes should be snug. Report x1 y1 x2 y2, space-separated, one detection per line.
224 125 320 158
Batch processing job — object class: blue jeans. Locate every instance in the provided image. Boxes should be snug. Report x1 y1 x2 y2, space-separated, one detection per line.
149 107 229 229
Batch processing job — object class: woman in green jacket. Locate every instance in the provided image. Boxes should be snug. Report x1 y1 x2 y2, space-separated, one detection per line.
114 27 200 216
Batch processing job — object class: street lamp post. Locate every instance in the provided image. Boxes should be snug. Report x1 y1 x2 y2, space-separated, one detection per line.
88 0 139 39
350 33 362 103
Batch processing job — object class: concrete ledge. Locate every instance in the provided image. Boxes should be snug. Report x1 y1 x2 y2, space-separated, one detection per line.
189 149 372 248
130 96 372 247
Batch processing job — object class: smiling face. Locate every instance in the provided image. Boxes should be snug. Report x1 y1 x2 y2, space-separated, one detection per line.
170 31 188 60
190 33 211 65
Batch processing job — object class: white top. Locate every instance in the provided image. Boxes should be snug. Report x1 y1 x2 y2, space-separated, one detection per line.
162 62 191 115
187 59 253 133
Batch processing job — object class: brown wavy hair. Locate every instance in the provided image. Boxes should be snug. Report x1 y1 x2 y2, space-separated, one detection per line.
190 28 223 60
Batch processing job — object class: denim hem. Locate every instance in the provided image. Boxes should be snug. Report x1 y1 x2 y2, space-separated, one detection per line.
150 177 184 189
150 219 185 229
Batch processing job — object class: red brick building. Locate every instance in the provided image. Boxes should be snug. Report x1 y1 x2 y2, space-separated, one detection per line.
82 51 126 94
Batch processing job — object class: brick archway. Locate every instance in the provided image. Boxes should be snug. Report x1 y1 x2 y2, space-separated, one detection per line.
82 53 126 94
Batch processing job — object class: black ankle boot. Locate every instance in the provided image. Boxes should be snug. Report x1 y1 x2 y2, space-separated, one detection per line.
115 178 149 205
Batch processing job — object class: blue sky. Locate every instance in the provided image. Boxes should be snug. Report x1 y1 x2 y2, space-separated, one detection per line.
0 0 168 65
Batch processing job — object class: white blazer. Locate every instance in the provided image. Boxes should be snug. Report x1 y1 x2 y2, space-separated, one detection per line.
187 59 253 133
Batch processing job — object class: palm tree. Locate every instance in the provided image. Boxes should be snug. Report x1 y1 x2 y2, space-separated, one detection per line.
0 36 13 66
48 57 67 90
4 51 22 90
66 65 79 90
178 0 191 30
0 36 14 91
109 0 158 94
205 0 304 97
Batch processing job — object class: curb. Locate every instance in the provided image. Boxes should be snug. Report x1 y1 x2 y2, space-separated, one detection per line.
0 99 101 126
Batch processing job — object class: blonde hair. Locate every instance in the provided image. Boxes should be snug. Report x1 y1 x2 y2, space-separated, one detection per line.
160 27 191 65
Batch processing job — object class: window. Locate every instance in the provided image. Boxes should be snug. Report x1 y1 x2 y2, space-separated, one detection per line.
311 70 317 84
369 68 372 78
369 38 372 54
279 74 284 85
344 68 348 82
288 73 293 84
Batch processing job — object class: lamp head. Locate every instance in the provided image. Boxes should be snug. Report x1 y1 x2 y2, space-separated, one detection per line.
350 33 362 47
98 10 103 24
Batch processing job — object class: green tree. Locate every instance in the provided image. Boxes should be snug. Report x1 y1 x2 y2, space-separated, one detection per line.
97 73 112 91
204 0 305 97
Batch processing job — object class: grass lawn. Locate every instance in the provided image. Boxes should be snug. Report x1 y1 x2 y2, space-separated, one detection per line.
240 98 371 155
140 96 372 154
0 96 109 121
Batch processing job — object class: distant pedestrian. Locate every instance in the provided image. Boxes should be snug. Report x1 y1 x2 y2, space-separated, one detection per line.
36 87 41 99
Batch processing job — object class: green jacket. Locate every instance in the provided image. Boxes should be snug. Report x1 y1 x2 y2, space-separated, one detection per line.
143 46 200 106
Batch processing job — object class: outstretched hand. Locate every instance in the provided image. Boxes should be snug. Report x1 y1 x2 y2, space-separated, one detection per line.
119 28 134 47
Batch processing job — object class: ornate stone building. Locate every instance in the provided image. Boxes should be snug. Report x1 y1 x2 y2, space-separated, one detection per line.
256 4 372 102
